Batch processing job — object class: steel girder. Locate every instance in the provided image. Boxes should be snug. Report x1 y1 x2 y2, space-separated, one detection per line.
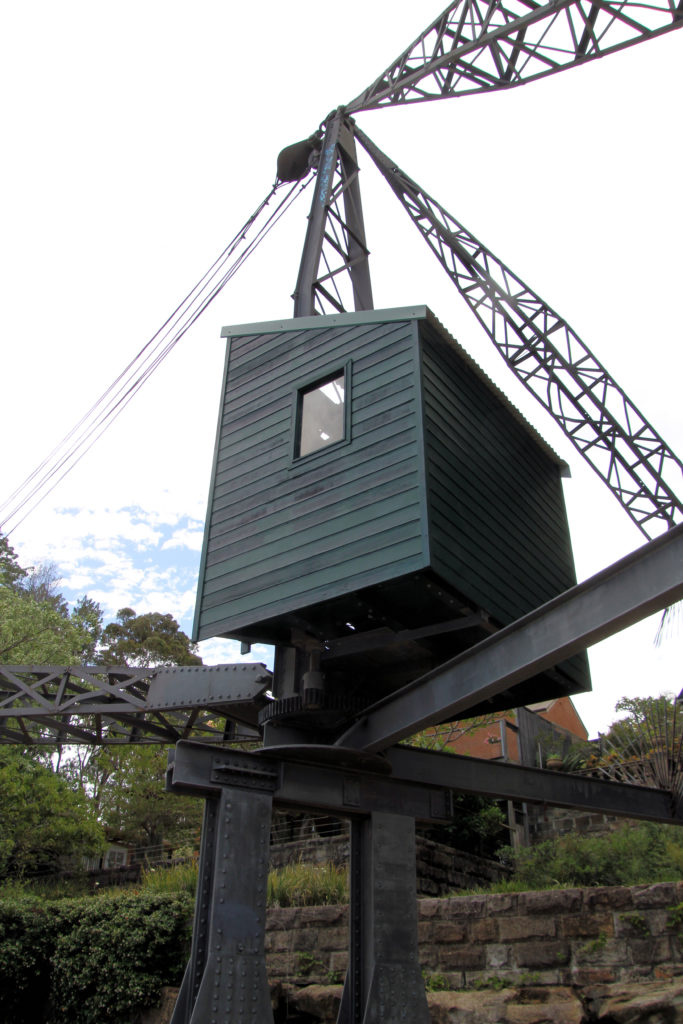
336 521 683 753
169 740 683 825
166 737 683 1024
347 0 683 112
353 123 683 538
385 746 683 821
292 111 373 317
0 663 271 745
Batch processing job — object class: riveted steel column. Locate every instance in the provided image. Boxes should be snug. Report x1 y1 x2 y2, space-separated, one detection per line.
338 812 429 1023
170 762 276 1024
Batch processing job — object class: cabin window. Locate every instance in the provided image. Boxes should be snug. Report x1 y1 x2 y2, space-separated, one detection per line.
297 370 346 458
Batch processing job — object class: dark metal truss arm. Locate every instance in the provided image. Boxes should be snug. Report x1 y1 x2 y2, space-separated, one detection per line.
336 521 683 753
347 0 683 111
0 663 272 745
354 124 683 538
293 111 373 317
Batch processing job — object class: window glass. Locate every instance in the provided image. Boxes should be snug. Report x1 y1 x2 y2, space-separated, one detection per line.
298 372 345 457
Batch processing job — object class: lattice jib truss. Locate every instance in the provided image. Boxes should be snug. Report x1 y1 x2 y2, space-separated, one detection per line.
354 124 683 538
347 0 683 111
0 664 271 745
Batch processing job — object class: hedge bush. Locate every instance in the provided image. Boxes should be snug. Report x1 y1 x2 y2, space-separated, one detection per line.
0 891 192 1024
502 822 683 890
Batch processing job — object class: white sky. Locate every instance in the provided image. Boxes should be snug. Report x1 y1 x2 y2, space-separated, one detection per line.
1 2 681 738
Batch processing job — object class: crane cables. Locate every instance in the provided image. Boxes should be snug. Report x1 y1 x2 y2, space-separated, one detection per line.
0 174 312 537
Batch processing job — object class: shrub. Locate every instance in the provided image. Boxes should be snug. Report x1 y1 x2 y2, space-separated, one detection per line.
0 895 55 1024
505 822 683 890
0 891 193 1024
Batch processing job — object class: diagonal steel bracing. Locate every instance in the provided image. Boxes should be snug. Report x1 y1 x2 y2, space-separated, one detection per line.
354 123 683 538
0 663 272 745
293 110 373 317
347 0 683 111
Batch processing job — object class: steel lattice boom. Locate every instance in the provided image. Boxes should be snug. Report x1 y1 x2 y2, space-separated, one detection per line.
347 0 683 111
353 123 683 538
0 663 271 745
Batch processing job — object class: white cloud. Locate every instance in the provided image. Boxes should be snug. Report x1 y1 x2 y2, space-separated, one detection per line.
161 526 204 552
197 637 274 670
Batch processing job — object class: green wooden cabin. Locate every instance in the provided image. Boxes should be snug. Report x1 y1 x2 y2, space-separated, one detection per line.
193 306 590 715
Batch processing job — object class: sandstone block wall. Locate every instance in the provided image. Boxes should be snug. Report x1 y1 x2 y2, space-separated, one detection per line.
269 834 509 896
265 881 683 991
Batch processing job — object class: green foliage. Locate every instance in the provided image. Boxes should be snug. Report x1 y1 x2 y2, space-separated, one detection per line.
618 911 650 935
0 895 55 1023
0 587 88 664
267 861 348 908
0 535 27 591
0 538 103 665
0 748 104 880
582 931 608 954
295 951 324 976
21 562 69 617
422 970 450 991
504 822 683 890
666 902 683 936
141 860 199 895
50 892 192 1024
470 975 506 991
82 744 203 849
426 793 508 860
409 713 498 753
141 858 349 909
99 607 201 667
0 891 192 1024
69 595 104 663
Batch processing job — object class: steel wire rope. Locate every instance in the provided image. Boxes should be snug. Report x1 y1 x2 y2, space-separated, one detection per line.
1 175 312 536
0 188 278 522
0 181 295 528
4 176 311 531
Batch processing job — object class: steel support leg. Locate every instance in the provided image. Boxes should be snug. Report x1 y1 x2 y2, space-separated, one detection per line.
170 781 274 1024
338 812 429 1023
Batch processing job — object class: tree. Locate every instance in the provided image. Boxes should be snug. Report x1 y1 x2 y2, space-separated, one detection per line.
0 747 104 879
68 609 203 852
70 595 104 663
82 745 202 852
99 608 202 668
0 536 103 665
22 561 69 616
0 534 26 591
0 587 82 664
579 693 683 792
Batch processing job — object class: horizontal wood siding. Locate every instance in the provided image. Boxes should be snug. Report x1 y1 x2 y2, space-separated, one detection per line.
195 318 427 640
420 320 579 626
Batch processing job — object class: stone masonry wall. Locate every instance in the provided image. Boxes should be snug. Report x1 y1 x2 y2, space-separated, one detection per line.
270 834 509 896
265 881 683 991
526 804 620 844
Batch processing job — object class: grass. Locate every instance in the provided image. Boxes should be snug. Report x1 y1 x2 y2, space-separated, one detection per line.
139 858 349 907
267 861 348 907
